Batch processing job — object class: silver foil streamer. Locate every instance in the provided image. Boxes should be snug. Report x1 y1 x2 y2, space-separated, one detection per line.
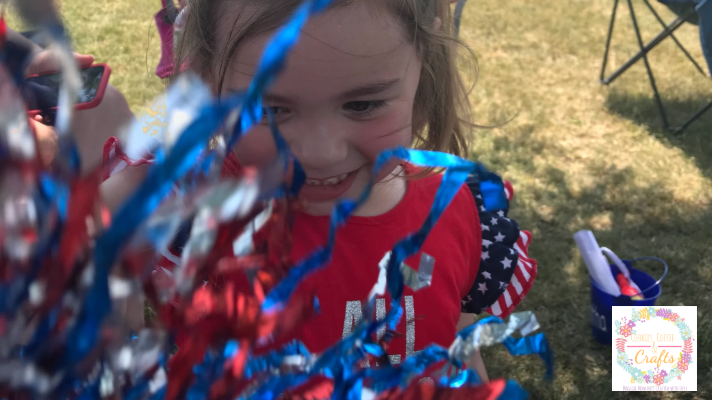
375 298 403 366
109 329 167 381
0 361 61 395
0 65 35 161
13 0 80 139
172 177 265 296
400 253 435 292
448 311 541 363
369 251 435 302
121 74 212 160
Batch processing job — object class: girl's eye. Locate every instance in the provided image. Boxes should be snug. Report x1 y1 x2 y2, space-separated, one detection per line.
343 101 387 116
261 106 289 124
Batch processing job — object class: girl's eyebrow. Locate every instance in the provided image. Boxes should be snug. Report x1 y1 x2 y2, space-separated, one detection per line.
263 93 293 104
340 78 401 99
262 78 402 104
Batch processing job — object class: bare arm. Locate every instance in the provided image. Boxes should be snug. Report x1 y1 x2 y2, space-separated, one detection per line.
72 84 137 175
100 164 149 211
10 23 135 175
456 313 489 383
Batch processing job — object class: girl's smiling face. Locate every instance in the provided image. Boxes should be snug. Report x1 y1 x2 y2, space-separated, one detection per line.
219 1 422 216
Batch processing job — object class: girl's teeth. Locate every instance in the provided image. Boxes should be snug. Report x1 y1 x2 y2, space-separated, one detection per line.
323 177 339 185
306 173 349 186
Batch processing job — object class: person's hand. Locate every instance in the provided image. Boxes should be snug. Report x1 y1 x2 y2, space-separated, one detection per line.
24 50 136 174
29 115 58 166
24 51 95 167
72 84 137 175
25 51 95 76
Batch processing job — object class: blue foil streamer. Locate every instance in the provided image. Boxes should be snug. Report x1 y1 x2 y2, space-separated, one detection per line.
262 147 503 314
499 380 529 400
234 0 335 145
238 312 551 399
0 0 554 397
67 95 245 366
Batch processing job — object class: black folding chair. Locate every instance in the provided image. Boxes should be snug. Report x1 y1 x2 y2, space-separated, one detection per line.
599 0 712 133
453 0 469 38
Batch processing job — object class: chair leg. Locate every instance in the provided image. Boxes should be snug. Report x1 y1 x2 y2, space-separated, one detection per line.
675 100 712 134
642 0 707 77
600 13 689 85
600 0 620 82
599 0 710 133
454 0 469 38
627 0 670 128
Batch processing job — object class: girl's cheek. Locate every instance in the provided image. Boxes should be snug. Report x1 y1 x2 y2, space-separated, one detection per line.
231 127 278 167
353 112 412 160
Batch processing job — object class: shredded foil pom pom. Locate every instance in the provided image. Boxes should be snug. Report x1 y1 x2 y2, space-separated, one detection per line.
0 0 553 399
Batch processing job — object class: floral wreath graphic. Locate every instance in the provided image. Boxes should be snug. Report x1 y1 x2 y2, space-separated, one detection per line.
615 307 694 385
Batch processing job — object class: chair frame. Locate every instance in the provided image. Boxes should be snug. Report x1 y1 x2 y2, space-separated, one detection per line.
453 0 469 38
600 0 712 133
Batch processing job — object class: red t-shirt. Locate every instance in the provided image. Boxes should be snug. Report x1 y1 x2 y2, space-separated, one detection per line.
287 167 481 359
103 139 536 364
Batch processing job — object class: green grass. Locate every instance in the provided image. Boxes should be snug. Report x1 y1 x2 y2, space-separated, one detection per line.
9 0 711 398
7 0 166 113
60 0 167 111
458 1 711 398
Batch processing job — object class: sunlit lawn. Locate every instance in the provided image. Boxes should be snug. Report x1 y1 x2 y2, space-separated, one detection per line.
9 0 711 398
459 1 710 398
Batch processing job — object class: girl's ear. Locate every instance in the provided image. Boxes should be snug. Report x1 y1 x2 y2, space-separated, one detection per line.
433 16 442 32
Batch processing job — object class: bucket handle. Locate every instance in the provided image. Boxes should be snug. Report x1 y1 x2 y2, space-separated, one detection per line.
628 257 668 299
601 247 631 279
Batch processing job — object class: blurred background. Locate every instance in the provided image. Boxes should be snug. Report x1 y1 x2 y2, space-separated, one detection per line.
8 0 711 398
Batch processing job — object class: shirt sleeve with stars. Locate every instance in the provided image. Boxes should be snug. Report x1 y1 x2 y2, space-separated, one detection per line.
460 173 538 318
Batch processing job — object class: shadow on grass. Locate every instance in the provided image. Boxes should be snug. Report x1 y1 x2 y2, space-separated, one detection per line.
605 90 712 176
477 132 711 398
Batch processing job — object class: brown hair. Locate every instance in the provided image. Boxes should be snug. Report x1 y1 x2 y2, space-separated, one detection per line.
174 0 477 159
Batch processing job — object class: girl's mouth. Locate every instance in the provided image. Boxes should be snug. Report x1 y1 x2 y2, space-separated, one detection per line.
299 169 360 202
304 173 348 186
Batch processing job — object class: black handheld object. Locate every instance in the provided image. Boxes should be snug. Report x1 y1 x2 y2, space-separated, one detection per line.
24 64 111 126
3 27 111 126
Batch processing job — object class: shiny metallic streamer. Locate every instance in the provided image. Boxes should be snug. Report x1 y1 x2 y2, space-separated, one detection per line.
0 0 551 397
342 300 371 369
238 312 550 399
12 0 80 140
449 311 543 364
400 252 435 292
0 65 36 162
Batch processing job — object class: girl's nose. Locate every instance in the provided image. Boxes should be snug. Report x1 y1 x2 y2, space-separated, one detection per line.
288 117 348 170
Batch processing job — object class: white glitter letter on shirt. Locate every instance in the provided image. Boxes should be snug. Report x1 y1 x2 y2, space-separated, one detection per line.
342 301 363 339
405 295 421 359
376 298 386 342
374 299 402 365
342 300 370 367
343 296 422 366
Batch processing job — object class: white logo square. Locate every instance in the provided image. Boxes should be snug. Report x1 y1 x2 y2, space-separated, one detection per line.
612 306 697 391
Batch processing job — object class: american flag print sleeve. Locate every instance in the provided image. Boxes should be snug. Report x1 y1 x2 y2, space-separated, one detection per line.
460 174 537 319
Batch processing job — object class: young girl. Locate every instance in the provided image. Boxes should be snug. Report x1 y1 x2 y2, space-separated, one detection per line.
102 0 538 383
